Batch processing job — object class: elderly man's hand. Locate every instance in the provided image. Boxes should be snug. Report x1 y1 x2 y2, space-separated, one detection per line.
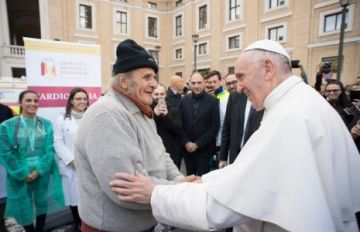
110 171 155 204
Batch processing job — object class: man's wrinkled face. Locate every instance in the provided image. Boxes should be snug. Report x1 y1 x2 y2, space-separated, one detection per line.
152 85 167 103
224 74 238 92
190 73 205 95
206 75 222 92
235 54 267 110
126 68 158 105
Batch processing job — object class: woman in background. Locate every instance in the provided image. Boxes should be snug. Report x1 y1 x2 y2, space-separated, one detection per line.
54 87 89 232
324 79 353 126
0 90 64 232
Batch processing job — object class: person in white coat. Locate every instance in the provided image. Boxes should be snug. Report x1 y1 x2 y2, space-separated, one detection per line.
54 87 89 231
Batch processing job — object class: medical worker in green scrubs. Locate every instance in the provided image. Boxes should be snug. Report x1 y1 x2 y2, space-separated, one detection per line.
0 90 64 232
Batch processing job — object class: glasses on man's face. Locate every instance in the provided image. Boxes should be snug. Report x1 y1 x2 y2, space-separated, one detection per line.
225 80 238 86
325 89 340 93
73 97 88 101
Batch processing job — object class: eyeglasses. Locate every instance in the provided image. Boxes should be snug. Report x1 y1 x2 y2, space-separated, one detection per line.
73 97 88 101
225 80 238 86
325 89 340 93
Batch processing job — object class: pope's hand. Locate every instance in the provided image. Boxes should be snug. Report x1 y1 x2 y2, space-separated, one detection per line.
110 171 155 204
177 174 200 183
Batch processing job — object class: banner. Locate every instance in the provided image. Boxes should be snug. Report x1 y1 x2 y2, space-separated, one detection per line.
24 38 101 122
0 77 27 114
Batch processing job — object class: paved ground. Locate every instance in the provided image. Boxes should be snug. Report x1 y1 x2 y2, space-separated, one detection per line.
5 218 197 232
5 218 73 232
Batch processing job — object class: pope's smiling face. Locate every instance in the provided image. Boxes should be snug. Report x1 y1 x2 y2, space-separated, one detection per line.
235 52 268 110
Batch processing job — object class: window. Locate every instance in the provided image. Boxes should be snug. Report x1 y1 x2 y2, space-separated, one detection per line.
12 67 26 78
79 4 92 29
198 43 207 55
148 17 158 38
175 15 182 37
149 50 159 64
176 0 183 7
228 66 235 74
115 11 127 34
199 5 207 29
268 25 285 41
229 0 241 21
148 2 157 9
175 72 183 77
319 5 354 36
269 0 285 9
228 35 240 49
324 12 348 32
175 48 183 60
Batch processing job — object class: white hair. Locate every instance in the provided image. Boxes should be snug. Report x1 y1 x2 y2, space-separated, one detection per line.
244 50 292 75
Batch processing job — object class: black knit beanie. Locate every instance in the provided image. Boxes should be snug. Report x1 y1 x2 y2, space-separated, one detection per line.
112 39 158 75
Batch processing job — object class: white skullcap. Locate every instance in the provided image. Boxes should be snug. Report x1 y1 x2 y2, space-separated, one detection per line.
243 39 290 61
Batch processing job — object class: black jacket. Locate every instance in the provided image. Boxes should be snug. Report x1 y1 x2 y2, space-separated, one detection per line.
0 103 13 124
219 92 263 164
152 100 183 167
166 88 182 108
179 91 220 157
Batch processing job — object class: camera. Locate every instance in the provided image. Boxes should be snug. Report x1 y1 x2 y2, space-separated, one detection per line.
321 62 331 74
291 60 300 68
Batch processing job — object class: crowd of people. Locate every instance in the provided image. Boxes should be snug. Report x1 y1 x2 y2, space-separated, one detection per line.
0 39 359 232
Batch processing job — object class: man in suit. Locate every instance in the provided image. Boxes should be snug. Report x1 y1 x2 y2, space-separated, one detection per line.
166 75 185 107
152 84 183 169
224 73 238 93
204 70 229 170
218 91 264 169
179 72 220 176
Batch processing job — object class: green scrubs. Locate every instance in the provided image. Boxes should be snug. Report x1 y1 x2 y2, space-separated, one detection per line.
0 116 64 225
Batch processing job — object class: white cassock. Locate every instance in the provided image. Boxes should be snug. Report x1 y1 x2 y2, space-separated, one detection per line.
151 76 360 232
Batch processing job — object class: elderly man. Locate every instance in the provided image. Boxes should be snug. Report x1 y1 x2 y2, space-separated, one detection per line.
167 75 185 107
110 40 360 232
74 39 196 232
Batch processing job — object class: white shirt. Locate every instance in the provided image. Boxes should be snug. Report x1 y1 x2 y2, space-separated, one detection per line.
150 76 360 232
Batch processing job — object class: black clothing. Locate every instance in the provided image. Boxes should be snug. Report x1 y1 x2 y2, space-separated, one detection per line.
166 88 182 108
0 104 13 124
152 101 183 168
179 91 220 175
219 92 263 164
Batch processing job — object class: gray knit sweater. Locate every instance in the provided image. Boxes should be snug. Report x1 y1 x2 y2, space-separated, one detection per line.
74 88 184 232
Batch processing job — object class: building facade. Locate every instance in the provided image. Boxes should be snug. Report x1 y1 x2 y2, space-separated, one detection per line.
0 0 359 90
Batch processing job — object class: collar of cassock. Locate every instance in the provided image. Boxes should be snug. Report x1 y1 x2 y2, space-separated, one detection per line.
263 76 302 110
112 83 154 119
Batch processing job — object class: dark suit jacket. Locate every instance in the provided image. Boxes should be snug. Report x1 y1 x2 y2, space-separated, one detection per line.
179 91 220 157
219 92 264 164
166 88 182 107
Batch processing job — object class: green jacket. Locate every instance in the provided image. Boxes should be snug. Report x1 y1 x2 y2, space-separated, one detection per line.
0 116 64 225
